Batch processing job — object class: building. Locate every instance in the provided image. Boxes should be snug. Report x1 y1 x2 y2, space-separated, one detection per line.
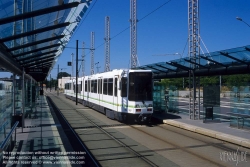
58 77 74 89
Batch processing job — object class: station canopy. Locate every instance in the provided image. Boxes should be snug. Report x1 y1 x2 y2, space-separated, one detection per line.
136 45 250 79
0 0 92 82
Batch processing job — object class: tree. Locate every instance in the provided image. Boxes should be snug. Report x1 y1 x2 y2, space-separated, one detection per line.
57 72 71 79
199 76 219 86
160 78 186 90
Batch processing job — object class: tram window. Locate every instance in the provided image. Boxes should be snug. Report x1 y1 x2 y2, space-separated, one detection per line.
100 79 102 94
128 72 153 101
94 80 97 93
78 84 81 93
91 80 93 92
103 79 108 95
97 79 100 94
121 78 127 97
88 80 90 92
98 79 102 94
85 81 87 91
108 78 113 95
81 81 82 91
114 78 117 97
90 80 94 93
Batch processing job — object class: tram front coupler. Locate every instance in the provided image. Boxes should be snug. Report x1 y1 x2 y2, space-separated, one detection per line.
138 114 151 123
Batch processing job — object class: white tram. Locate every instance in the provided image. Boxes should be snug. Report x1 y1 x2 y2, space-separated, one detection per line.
64 69 153 123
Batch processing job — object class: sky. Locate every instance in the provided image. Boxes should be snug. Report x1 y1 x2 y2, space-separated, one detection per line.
1 0 250 79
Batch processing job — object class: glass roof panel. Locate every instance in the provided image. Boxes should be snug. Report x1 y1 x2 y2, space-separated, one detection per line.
0 0 92 81
136 45 250 79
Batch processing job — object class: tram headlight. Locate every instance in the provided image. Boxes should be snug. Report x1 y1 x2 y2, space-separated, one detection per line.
136 109 141 112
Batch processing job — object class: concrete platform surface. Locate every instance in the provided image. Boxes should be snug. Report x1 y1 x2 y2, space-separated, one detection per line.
153 112 250 149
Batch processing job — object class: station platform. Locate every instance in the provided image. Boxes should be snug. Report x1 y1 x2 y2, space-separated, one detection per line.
4 92 80 167
153 112 250 149
4 91 250 166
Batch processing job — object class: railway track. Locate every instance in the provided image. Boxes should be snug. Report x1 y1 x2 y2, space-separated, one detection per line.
129 125 250 167
45 91 250 167
46 94 100 167
46 91 170 167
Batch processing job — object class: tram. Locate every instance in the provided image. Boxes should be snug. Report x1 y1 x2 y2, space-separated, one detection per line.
64 69 153 123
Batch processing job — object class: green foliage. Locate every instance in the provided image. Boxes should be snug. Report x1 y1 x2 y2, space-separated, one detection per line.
57 72 71 79
159 74 250 90
44 78 57 88
222 74 250 87
160 78 186 90
199 76 219 86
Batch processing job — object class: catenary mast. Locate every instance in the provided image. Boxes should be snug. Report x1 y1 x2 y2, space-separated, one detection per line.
130 0 138 68
82 42 85 77
91 32 95 75
104 16 110 72
188 0 200 119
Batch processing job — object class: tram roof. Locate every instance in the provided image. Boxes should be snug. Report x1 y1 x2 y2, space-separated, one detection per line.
135 45 250 79
0 0 92 82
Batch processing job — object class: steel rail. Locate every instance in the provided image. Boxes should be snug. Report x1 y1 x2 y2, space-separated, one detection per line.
75 110 159 167
46 96 100 167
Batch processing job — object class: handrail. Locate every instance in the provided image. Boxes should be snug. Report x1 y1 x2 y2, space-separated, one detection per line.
227 112 250 118
0 121 19 152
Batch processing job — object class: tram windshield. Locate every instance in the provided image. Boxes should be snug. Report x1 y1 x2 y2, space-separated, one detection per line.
128 72 152 101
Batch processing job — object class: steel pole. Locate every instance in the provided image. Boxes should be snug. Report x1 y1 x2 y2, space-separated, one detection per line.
76 40 78 105
57 64 59 96
50 74 51 92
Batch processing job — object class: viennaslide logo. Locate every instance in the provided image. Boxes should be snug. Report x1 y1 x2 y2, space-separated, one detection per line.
220 147 247 166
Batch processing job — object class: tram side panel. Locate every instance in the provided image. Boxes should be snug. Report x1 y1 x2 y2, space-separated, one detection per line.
83 73 120 117
65 69 153 123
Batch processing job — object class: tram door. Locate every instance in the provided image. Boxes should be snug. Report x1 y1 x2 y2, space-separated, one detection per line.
84 79 89 106
87 80 90 101
98 78 102 107
114 78 118 112
81 81 84 101
121 77 128 112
